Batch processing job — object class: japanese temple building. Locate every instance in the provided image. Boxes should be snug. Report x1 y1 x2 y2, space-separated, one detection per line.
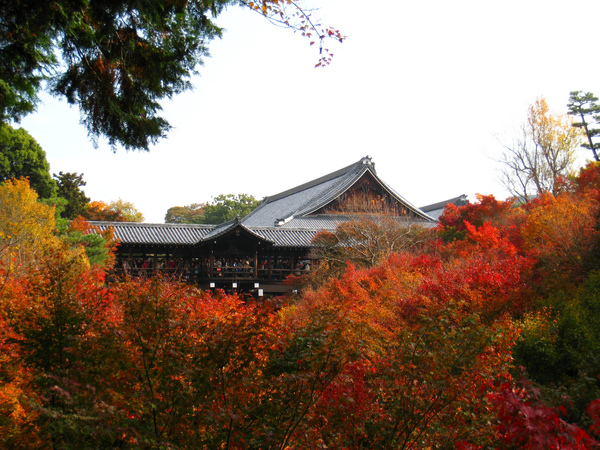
93 156 466 295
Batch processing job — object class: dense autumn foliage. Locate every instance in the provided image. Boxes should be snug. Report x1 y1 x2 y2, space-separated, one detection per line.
4 164 600 448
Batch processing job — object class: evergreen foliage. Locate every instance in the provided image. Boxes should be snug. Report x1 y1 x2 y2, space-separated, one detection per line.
0 0 343 151
54 171 90 220
0 124 56 198
0 0 227 150
568 91 600 161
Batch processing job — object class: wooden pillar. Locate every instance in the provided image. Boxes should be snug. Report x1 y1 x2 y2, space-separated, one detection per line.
267 254 272 279
128 247 132 274
254 250 258 277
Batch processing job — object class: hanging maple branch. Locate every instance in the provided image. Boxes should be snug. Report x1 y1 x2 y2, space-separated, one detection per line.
240 0 346 67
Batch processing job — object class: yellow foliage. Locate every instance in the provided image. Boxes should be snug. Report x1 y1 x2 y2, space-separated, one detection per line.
528 97 582 170
522 194 595 253
501 97 583 201
0 178 57 273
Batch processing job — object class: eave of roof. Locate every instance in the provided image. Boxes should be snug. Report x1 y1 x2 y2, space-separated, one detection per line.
277 214 352 230
91 221 214 245
91 221 319 249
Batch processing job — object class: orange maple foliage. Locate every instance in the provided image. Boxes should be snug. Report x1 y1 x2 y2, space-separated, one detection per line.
85 200 123 221
521 192 600 290
5 163 600 447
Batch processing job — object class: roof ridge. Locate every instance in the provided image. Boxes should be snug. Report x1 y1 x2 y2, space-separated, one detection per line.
200 220 275 244
298 168 436 222
295 166 368 217
420 194 468 212
89 221 215 228
250 226 320 231
262 156 374 204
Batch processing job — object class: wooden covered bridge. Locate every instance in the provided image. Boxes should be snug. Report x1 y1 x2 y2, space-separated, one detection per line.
93 157 463 295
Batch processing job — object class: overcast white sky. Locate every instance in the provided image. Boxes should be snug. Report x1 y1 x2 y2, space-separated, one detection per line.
19 0 600 222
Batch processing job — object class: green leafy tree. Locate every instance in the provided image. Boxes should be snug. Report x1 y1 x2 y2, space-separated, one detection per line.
567 91 600 161
0 0 343 151
165 203 207 224
513 271 600 424
54 171 90 220
62 216 117 268
0 124 56 198
203 194 260 224
107 199 144 222
0 0 55 123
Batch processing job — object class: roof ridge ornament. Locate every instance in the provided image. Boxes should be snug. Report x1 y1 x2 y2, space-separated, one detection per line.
361 156 374 167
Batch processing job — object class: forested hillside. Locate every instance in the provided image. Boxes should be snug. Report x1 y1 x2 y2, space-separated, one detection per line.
3 162 600 448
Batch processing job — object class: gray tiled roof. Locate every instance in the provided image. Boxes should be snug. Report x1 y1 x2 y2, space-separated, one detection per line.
242 156 434 227
252 228 321 248
199 218 277 245
201 219 237 240
92 221 214 245
278 215 351 231
91 157 438 250
91 221 316 248
281 214 437 231
420 194 469 220
242 172 351 228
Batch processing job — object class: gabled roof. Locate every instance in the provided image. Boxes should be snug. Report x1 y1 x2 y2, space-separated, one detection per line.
91 157 438 250
196 217 274 247
420 194 469 220
242 156 435 228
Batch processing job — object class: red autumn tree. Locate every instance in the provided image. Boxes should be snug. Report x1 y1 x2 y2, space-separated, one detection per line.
438 194 524 246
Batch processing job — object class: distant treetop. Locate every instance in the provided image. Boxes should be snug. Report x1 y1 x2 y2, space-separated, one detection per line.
165 194 260 224
165 203 207 224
